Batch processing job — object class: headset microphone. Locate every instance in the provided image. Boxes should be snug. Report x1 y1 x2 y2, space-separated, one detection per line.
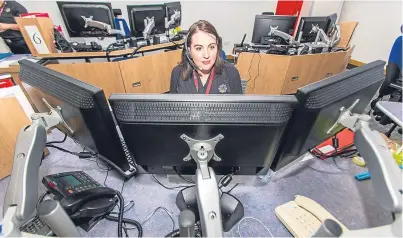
184 30 202 71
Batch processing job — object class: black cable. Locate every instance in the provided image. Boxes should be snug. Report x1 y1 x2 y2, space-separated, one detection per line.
36 191 50 209
121 178 128 194
115 191 125 237
106 42 124 62
130 45 146 58
104 168 112 187
105 214 143 237
246 53 261 89
151 174 193 190
46 133 67 144
173 167 195 184
226 183 239 194
46 144 79 156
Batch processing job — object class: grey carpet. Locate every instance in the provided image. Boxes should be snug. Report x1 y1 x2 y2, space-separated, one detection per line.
0 127 396 237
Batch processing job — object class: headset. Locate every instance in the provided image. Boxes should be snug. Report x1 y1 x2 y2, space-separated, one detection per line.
184 29 201 71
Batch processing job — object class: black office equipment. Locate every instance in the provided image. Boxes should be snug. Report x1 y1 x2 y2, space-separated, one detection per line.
57 1 115 37
43 171 103 199
164 1 181 28
71 41 103 52
18 60 137 177
327 13 338 34
109 94 298 175
295 16 331 43
127 4 166 37
42 171 117 231
251 15 297 44
271 60 386 171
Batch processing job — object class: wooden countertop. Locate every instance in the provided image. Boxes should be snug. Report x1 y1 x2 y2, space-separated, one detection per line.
37 40 184 59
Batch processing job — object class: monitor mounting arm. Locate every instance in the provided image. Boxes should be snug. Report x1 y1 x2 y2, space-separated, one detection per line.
2 98 73 237
329 24 341 47
181 134 224 237
326 99 402 237
81 16 125 36
165 10 181 30
268 26 298 45
143 17 155 40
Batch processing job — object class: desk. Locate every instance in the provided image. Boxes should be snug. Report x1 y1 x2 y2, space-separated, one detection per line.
37 40 184 60
0 129 392 236
236 48 353 95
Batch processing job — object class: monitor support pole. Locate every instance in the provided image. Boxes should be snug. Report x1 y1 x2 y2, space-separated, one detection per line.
181 134 224 237
143 17 155 41
2 98 77 237
325 99 402 237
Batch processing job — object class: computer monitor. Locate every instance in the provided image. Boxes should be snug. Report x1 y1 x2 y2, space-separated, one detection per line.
109 94 298 175
18 60 137 177
251 15 297 44
127 4 166 37
295 16 331 43
57 1 115 37
270 60 386 172
164 2 181 28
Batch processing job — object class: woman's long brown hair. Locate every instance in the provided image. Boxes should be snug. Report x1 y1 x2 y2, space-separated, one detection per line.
180 20 224 80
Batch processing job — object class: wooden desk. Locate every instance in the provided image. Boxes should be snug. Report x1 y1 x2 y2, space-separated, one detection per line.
47 62 126 99
119 50 182 93
236 48 353 95
37 40 184 60
0 97 31 179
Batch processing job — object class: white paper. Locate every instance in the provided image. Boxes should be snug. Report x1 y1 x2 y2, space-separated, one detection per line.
0 60 15 68
24 25 50 54
0 86 35 120
318 145 335 154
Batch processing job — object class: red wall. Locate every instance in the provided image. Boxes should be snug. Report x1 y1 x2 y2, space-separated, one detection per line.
275 0 304 16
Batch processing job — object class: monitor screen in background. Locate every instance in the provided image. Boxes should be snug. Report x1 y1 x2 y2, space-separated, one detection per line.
57 1 115 37
164 2 181 29
127 5 166 37
252 15 297 44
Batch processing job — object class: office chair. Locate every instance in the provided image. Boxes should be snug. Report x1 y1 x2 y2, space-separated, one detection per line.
371 35 402 137
113 9 131 39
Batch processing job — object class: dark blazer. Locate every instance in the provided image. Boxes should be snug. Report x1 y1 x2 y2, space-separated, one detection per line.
170 62 243 94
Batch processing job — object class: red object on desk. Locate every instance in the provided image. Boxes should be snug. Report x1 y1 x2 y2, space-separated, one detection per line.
311 128 355 159
0 79 14 88
20 13 49 18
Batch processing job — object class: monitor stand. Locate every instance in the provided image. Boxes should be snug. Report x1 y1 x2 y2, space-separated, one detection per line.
176 134 244 236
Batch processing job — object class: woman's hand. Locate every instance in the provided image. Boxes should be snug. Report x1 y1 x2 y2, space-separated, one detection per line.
0 23 19 32
0 23 6 32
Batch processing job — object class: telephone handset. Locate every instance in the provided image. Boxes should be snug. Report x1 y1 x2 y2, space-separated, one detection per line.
275 195 349 237
42 171 117 231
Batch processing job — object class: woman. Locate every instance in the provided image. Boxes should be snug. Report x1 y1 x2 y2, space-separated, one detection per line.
0 0 30 54
170 20 242 94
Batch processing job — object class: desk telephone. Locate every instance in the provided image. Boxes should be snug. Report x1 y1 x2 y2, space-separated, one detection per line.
42 171 117 231
275 195 349 237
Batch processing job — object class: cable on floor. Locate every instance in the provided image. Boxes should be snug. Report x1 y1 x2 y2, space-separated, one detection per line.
46 133 67 144
237 216 273 238
151 174 193 190
141 206 176 232
173 167 195 184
